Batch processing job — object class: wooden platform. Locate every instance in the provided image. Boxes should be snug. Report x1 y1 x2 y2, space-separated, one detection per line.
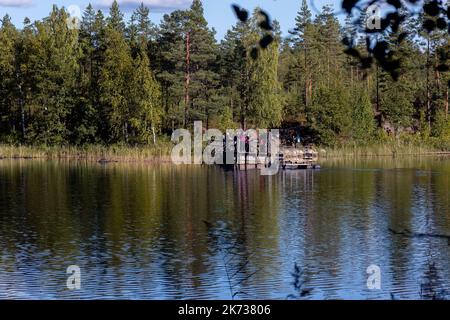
220 145 321 172
282 163 321 170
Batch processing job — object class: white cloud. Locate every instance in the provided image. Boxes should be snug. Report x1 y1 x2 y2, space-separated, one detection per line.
96 0 192 12
0 0 32 7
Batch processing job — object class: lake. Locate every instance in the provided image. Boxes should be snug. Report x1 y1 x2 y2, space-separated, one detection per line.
0 157 449 300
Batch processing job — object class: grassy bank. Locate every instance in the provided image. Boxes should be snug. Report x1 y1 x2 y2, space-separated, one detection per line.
1 136 450 163
321 137 450 158
0 142 173 163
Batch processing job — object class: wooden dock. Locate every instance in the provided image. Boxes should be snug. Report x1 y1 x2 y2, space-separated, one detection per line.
223 146 320 172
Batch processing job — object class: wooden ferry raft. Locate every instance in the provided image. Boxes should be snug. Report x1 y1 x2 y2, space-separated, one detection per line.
234 146 320 171
279 146 321 170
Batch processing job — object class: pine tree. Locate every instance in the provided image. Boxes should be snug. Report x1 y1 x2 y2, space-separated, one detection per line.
352 87 375 142
381 82 415 134
378 9 421 135
107 0 125 34
129 48 162 144
155 10 188 130
184 0 219 128
133 3 155 43
0 15 19 140
128 3 155 56
99 2 133 142
308 85 352 145
247 11 283 128
417 3 447 129
289 0 315 110
218 20 252 128
314 5 344 89
289 0 312 47
73 4 101 144
24 6 80 144
343 14 361 87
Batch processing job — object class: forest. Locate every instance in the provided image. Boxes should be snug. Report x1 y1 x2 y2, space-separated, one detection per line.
0 0 449 149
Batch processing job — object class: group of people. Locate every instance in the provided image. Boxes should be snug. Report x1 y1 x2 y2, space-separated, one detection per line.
282 130 302 148
206 129 305 164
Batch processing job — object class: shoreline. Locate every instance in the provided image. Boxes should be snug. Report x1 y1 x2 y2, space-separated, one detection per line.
0 144 174 164
1 144 450 164
0 155 174 164
320 151 450 158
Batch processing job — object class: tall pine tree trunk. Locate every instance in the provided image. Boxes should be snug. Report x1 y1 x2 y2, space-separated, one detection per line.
308 79 312 105
426 37 431 127
18 87 25 139
446 86 449 120
184 32 190 128
304 47 308 107
240 100 246 130
16 72 25 139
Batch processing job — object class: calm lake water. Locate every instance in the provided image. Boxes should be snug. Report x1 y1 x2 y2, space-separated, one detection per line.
0 157 449 300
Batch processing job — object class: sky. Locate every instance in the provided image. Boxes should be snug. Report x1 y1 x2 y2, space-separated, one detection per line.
0 0 341 39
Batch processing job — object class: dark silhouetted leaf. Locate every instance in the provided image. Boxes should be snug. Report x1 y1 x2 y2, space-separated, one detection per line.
423 19 436 33
259 34 274 49
387 0 402 9
342 36 351 46
391 13 405 33
232 4 248 22
258 10 273 31
398 32 408 43
342 0 358 14
436 17 447 30
360 57 373 69
259 21 273 31
423 1 440 16
373 41 389 59
344 48 360 58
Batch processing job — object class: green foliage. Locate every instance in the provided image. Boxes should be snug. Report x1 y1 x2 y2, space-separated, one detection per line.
308 86 352 145
107 0 126 33
431 111 450 138
289 0 312 45
184 0 220 125
99 21 133 143
216 106 238 132
248 35 283 128
0 0 448 151
352 89 376 142
0 15 18 140
129 49 162 144
380 81 415 134
24 6 80 145
155 10 187 128
218 10 283 129
218 20 252 128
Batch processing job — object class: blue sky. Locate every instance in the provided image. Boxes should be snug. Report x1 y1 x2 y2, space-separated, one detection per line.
0 0 341 39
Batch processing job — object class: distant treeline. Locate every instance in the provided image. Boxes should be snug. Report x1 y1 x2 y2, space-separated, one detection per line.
0 0 449 147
